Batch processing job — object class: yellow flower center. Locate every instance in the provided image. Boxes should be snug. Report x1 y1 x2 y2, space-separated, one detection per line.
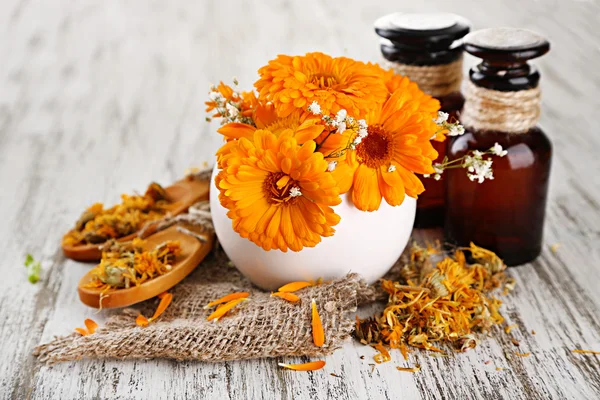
263 172 299 204
309 73 339 89
356 125 392 169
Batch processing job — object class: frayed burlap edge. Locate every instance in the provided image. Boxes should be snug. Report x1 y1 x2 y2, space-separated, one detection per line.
34 244 383 365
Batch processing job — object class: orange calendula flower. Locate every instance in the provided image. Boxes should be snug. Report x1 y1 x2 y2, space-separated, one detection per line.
278 360 326 371
329 89 439 211
254 52 388 118
217 130 341 252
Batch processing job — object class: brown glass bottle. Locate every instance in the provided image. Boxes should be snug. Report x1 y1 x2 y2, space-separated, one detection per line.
374 13 471 228
444 28 552 266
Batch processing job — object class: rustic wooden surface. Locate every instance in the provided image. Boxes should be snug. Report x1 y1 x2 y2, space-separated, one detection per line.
1 0 599 399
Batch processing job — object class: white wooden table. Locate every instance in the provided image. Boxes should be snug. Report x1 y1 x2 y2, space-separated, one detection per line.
2 0 600 398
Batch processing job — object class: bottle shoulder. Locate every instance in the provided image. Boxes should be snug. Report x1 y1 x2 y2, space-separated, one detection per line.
449 126 552 156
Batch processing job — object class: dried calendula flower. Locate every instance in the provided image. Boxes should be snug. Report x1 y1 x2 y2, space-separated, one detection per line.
84 239 181 291
515 352 531 357
278 281 313 293
63 182 173 247
207 297 248 321
204 292 250 309
271 292 301 303
311 299 325 347
356 242 509 359
136 292 173 327
278 360 326 371
75 318 99 336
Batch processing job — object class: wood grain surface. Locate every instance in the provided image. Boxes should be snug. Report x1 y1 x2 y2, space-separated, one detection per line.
1 0 599 399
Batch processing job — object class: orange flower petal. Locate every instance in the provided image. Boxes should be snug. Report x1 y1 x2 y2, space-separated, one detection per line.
271 292 301 303
278 281 312 293
207 298 248 321
311 299 325 347
75 327 89 336
373 343 391 363
136 314 149 327
84 318 98 334
205 292 250 309
396 365 421 373
278 360 326 371
149 292 173 322
573 349 600 355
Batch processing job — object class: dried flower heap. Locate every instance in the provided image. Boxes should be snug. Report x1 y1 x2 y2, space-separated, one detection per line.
63 183 173 247
208 52 505 252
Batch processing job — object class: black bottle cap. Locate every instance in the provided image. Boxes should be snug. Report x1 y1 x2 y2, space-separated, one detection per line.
375 12 471 49
374 12 470 65
463 28 550 63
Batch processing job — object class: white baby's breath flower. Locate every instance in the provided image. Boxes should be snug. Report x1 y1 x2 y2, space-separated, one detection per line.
337 121 346 134
335 109 347 123
358 119 368 130
209 91 223 102
388 165 396 173
289 187 302 197
308 101 321 115
448 124 465 136
434 174 442 181
327 161 337 172
226 103 239 118
423 174 431 178
472 150 483 158
434 111 449 125
433 164 444 174
491 142 508 157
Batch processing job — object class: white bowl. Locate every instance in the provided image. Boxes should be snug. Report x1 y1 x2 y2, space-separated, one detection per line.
210 167 416 290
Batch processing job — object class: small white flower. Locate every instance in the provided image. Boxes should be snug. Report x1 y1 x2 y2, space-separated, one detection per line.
308 101 321 115
335 109 347 123
388 165 396 173
434 111 449 125
289 187 302 197
327 161 337 172
472 150 483 158
358 128 368 139
352 136 363 147
434 174 442 181
209 91 223 102
423 174 431 178
448 124 465 136
491 142 508 157
358 119 368 129
337 121 346 134
226 103 239 118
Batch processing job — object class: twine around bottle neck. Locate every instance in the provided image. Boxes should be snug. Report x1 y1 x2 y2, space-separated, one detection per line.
382 56 464 98
460 80 541 134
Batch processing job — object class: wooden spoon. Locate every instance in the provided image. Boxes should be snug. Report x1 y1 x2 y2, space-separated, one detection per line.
78 223 214 308
63 176 209 262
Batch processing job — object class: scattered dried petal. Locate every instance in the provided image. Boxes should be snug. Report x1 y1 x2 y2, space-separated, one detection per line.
205 292 250 309
396 365 421 373
136 314 149 327
330 373 341 378
271 292 301 303
572 349 600 355
84 319 98 334
279 281 313 293
516 352 531 357
311 299 325 347
278 361 326 371
531 330 536 335
373 343 391 364
75 328 89 336
505 324 518 334
207 297 248 321
496 367 503 371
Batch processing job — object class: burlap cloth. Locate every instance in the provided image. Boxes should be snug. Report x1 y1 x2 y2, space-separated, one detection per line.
35 241 385 365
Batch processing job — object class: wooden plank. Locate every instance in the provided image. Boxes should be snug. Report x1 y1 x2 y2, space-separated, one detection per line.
1 0 599 399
